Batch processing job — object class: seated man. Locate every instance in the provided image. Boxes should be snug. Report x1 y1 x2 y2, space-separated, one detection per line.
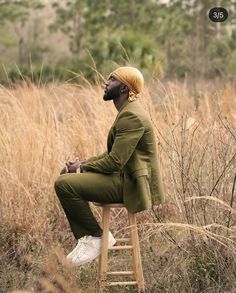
54 66 164 266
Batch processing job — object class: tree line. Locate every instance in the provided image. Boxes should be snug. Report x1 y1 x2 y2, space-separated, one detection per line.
0 0 236 84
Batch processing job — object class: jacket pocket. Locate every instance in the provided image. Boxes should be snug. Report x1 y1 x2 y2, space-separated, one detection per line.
135 174 152 208
123 170 151 212
132 168 149 179
132 168 152 205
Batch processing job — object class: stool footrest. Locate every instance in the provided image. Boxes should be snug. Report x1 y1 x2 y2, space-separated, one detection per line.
116 238 131 243
109 245 133 250
107 281 137 286
107 271 134 276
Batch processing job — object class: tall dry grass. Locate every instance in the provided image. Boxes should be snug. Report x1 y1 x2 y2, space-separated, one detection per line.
0 78 236 293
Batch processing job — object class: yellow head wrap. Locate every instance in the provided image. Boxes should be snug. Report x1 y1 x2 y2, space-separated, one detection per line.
108 66 144 102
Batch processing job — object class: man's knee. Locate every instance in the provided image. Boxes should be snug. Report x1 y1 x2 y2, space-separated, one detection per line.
54 174 69 192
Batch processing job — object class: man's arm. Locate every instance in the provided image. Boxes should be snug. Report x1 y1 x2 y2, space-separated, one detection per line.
60 151 108 174
79 152 108 173
86 151 108 163
82 111 144 174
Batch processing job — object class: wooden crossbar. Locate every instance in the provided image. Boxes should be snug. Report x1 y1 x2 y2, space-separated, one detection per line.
108 245 133 250
107 271 134 276
107 281 137 286
116 238 131 243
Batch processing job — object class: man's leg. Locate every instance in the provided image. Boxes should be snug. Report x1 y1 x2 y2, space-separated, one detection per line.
54 171 123 239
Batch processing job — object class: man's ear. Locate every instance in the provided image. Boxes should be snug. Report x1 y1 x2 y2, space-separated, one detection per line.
120 85 129 93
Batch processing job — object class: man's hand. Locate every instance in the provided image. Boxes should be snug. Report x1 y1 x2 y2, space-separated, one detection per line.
60 157 88 174
67 160 81 173
60 165 68 175
65 157 79 168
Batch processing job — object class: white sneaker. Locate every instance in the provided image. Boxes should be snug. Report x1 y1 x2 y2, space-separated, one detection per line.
69 231 116 266
67 235 91 261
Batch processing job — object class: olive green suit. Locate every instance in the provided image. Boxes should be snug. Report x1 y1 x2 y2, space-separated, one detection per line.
54 99 164 239
83 99 164 212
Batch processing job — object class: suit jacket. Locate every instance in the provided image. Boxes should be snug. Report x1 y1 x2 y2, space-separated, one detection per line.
83 99 165 213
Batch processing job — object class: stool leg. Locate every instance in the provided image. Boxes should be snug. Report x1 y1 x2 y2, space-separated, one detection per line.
98 206 110 293
128 212 145 292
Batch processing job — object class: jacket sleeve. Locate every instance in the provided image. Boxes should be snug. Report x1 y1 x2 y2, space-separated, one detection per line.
86 151 108 162
83 111 144 173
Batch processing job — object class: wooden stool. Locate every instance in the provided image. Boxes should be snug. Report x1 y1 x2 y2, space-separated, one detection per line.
93 202 145 293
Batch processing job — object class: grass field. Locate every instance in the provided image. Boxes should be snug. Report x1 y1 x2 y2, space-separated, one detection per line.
0 79 236 293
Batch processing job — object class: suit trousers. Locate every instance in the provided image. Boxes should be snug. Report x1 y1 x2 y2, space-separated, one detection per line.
54 171 124 239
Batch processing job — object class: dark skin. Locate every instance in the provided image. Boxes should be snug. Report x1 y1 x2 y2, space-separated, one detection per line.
103 74 129 111
63 75 129 173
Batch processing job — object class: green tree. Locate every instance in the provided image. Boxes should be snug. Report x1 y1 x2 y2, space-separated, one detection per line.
0 0 44 64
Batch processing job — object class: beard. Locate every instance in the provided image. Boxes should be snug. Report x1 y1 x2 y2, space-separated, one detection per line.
103 84 121 101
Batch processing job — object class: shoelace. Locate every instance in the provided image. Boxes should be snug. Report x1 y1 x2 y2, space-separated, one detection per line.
73 236 93 259
78 235 91 246
68 235 91 259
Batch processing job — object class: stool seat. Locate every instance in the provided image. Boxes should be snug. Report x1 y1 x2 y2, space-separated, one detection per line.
93 201 145 293
93 202 125 208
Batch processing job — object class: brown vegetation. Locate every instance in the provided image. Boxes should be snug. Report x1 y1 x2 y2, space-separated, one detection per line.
0 79 236 293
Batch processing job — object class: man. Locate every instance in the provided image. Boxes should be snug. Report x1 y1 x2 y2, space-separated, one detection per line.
54 66 164 266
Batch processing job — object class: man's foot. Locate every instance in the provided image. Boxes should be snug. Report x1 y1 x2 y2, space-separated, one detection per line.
67 231 116 266
67 235 91 261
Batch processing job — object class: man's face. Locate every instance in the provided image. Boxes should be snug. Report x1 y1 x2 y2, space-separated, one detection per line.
103 75 122 101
